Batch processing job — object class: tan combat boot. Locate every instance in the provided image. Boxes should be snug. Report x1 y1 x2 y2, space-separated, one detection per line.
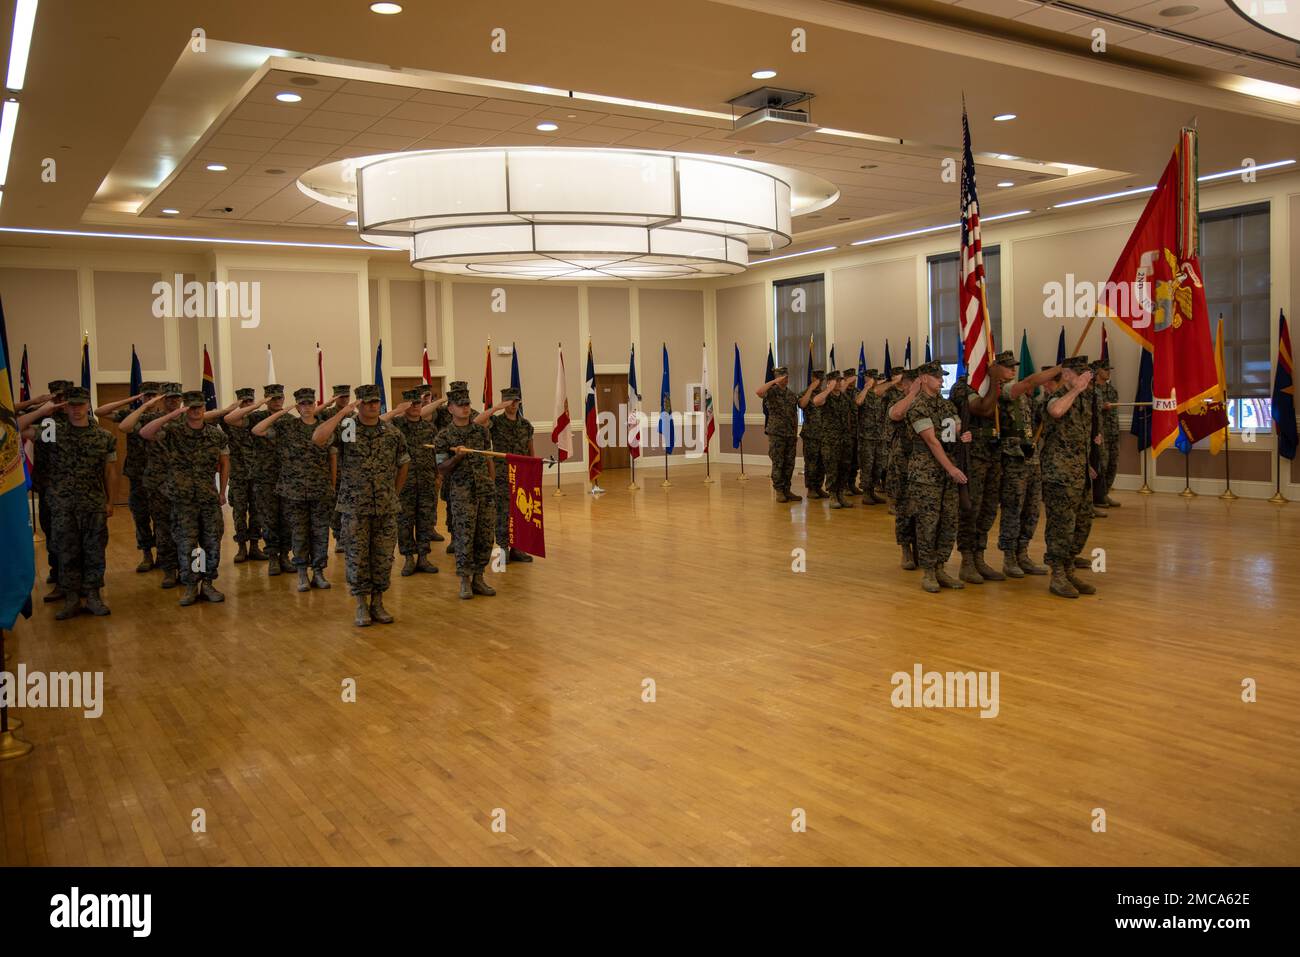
959 551 984 585
355 596 371 627
471 573 496 596
400 553 417 577
1106 494 1121 507
136 549 154 572
369 593 394 624
83 589 111 616
54 593 82 620
921 566 941 593
160 568 178 589
459 576 473 599
200 580 225 603
1049 564 1079 598
935 564 965 589
1016 547 1047 576
311 568 331 589
1002 550 1024 579
974 550 1005 581
297 567 310 592
416 554 439 572
178 582 199 606
1065 567 1097 595
900 544 917 571
233 542 247 564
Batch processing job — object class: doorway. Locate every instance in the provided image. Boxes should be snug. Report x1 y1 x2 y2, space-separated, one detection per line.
94 382 133 505
594 373 630 470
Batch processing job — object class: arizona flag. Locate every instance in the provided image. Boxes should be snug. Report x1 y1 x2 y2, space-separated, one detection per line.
699 343 715 452
584 341 602 483
550 344 572 462
1097 128 1220 456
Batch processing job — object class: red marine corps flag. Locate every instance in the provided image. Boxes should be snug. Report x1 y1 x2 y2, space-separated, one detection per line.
506 453 546 558
959 103 996 396
1097 128 1220 456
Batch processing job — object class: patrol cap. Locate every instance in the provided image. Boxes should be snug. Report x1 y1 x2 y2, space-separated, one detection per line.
293 387 317 404
263 384 285 398
864 368 880 379
447 388 471 406
182 389 206 407
501 387 521 401
1090 357 1113 371
900 367 920 380
448 380 469 391
235 387 255 400
1063 355 1090 372
772 366 788 377
994 350 1017 369
332 384 351 397
809 368 825 379
48 379 74 394
917 360 944 378
64 386 90 404
164 382 184 397
401 388 422 401
140 381 162 395
354 384 381 402
841 369 856 379
827 370 842 381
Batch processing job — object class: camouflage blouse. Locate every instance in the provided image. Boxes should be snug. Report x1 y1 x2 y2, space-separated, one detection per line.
109 407 149 480
266 415 331 500
392 416 439 494
158 420 229 504
905 392 957 486
244 410 281 484
433 422 494 498
46 421 117 509
221 417 257 481
331 419 410 516
858 390 883 438
488 413 534 458
762 386 799 438
1040 385 1094 488
139 410 173 494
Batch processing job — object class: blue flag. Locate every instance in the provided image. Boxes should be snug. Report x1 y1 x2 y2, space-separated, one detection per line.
924 335 932 363
81 334 91 390
955 336 967 380
763 343 774 431
510 341 522 413
374 339 387 413
629 342 640 401
0 324 35 630
883 340 893 378
829 344 836 372
1272 310 1296 460
658 343 674 454
129 345 143 409
1174 421 1192 455
1056 327 1067 365
1131 348 1154 452
904 337 912 369
731 343 746 449
857 342 866 391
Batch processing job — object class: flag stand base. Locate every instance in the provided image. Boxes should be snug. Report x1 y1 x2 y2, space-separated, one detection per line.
1178 486 1197 498
660 479 672 488
1218 488 1239 501
1268 491 1288 504
4 715 20 730
736 473 749 482
703 476 715 485
552 489 566 497
0 730 33 762
1137 482 1154 495
627 482 640 491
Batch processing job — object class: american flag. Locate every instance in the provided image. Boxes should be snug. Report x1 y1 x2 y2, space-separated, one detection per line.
960 105 995 395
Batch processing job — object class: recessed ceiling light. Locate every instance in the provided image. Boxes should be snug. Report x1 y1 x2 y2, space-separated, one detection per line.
997 181 1014 188
346 219 358 226
1159 4 1198 16
161 208 180 215
206 163 227 172
370 2 402 13
566 113 577 118
993 113 1017 122
752 69 777 80
536 122 558 132
276 92 302 103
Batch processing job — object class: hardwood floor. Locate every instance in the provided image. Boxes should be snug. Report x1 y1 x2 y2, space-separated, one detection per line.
2 464 1297 866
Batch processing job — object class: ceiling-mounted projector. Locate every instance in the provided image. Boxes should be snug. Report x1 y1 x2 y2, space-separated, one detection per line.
725 86 818 144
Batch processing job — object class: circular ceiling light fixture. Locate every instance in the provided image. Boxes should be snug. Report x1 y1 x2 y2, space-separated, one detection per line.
997 181 1014 187
536 121 558 132
276 92 303 103
1225 0 1300 41
298 147 838 280
993 113 1017 121
751 69 777 79
1159 4 1198 16
370 2 403 13
161 208 180 215
206 163 227 172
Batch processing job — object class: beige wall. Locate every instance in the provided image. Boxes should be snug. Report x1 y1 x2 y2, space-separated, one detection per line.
389 278 426 361
0 267 82 390
831 257 914 370
91 271 167 372
588 286 631 363
638 287 705 458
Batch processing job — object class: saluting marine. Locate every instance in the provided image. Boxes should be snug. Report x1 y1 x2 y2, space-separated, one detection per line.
96 382 160 573
1040 355 1100 599
1092 357 1121 509
797 369 824 500
118 382 185 589
434 388 497 599
476 386 535 564
223 387 263 563
323 384 351 553
854 368 885 505
755 366 802 503
904 362 970 593
952 356 1016 585
225 385 291 577
885 368 920 569
385 387 440 576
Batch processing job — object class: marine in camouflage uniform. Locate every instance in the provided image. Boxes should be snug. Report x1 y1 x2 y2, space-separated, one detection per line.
854 369 884 504
31 378 73 590
996 384 1041 579
434 389 496 599
797 370 825 499
436 381 473 553
101 381 160 572
319 383 409 626
819 371 856 509
884 369 920 568
482 387 535 564
757 366 801 502
258 387 333 592
25 387 117 619
874 374 893 492
953 357 1014 585
223 387 263 563
248 385 292 576
323 384 350 552
1017 378 1054 573
842 369 862 494
147 391 230 606
125 382 185 588
391 388 441 575
1040 355 1099 598
904 362 967 593
1093 358 1121 508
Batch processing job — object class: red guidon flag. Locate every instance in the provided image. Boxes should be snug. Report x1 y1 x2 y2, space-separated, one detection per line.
1097 128 1220 456
506 453 546 558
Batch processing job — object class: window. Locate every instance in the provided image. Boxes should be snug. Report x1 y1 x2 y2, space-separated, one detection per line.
1201 202 1271 432
773 274 826 391
927 246 1000 393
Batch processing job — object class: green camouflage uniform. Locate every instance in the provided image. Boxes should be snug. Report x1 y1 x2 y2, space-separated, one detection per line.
953 382 1002 554
140 410 179 574
1041 384 1095 566
857 389 883 489
874 389 890 489
268 415 332 570
333 419 409 596
392 415 440 557
47 420 116 595
762 386 799 494
1100 379 1120 498
488 413 534 548
247 410 290 561
110 407 155 550
434 422 495 576
996 389 1035 553
821 390 851 495
1019 393 1046 549
222 418 260 546
906 392 960 568
158 420 228 585
884 386 916 545
31 409 68 576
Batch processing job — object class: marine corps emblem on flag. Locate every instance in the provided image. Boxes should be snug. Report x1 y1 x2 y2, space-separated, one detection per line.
506 453 546 558
0 398 24 496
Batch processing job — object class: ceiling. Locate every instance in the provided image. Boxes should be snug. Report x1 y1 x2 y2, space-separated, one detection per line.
3 0 1299 261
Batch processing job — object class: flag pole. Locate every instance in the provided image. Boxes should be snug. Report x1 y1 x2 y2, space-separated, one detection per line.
1269 449 1288 504
1138 447 1153 494
1179 445 1196 497
0 630 34 761
1219 423 1237 500
629 449 638 491
738 444 748 481
662 446 671 487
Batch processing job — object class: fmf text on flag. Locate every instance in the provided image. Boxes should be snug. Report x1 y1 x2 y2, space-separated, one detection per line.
506 453 546 558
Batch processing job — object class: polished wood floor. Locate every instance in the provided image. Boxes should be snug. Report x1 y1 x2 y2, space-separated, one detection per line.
2 463 1297 866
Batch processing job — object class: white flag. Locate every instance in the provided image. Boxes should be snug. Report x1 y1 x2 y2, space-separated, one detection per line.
266 345 277 385
551 344 572 462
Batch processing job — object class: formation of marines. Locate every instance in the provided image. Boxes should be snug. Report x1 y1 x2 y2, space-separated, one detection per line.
18 377 539 628
760 351 1121 599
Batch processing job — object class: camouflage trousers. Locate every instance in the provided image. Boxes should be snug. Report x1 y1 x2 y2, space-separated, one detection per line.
127 479 154 550
329 490 341 542
399 484 438 555
493 473 514 549
858 436 882 494
37 492 57 577
253 483 290 558
284 497 331 570
957 453 1002 553
1103 430 1119 497
998 457 1044 551
823 436 849 493
228 475 259 545
1043 480 1094 568
893 469 915 547
767 435 796 492
875 439 889 489
172 498 223 585
342 510 397 596
448 486 495 577
909 478 959 568
800 435 823 492
148 488 178 572
51 505 108 594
